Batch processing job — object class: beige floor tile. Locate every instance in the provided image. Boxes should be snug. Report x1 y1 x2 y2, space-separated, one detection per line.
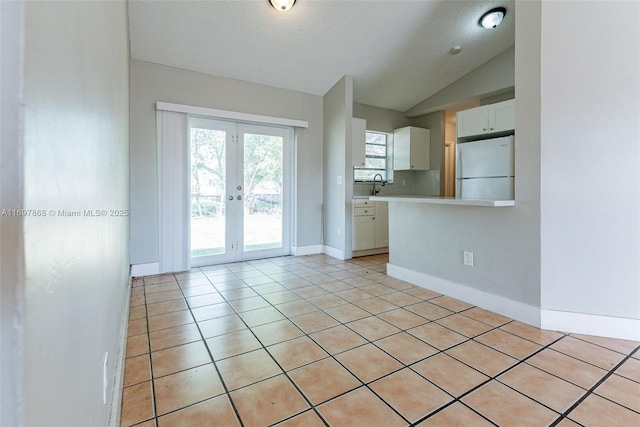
615 357 640 382
267 336 328 371
374 332 438 365
178 277 213 288
354 297 398 314
570 333 639 355
408 322 468 350
460 307 512 327
238 306 286 327
129 305 147 321
198 314 246 339
377 308 429 330
403 286 441 300
346 316 401 341
551 336 626 370
370 368 452 422
124 354 151 387
446 340 518 377
216 348 282 390
475 329 542 359
594 373 640 412
156 395 240 427
290 310 340 334
227 295 270 312
412 353 489 397
126 333 149 358
148 310 194 332
231 375 309 427
380 291 423 307
251 319 304 346
416 402 493 426
324 303 370 323
463 381 558 426
436 314 494 337
181 284 217 298
145 282 180 294
149 322 201 352
146 298 188 317
527 348 608 389
191 302 235 322
154 363 225 416
498 363 585 412
317 387 407 427
358 283 396 296
151 340 212 378
317 280 353 293
335 288 375 302
289 357 361 404
405 301 453 320
130 294 146 308
273 409 326 427
185 292 225 308
568 393 640 426
335 343 403 383
120 381 154 427
205 328 262 360
145 289 184 304
291 285 328 299
500 321 564 345
305 293 346 309
131 420 156 427
310 325 368 354
274 299 318 318
128 318 148 336
429 295 473 312
262 290 301 305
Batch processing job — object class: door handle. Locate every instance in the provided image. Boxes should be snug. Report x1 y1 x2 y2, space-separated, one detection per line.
237 195 242 200
227 195 233 201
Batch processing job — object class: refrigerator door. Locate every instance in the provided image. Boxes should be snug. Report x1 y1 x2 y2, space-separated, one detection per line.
456 136 514 179
456 177 514 199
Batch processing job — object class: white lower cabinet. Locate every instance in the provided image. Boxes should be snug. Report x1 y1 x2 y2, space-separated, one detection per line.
352 200 388 252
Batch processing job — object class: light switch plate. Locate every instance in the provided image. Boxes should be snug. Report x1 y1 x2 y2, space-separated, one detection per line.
463 251 474 267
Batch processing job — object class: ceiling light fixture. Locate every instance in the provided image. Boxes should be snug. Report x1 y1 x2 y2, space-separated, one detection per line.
450 46 463 55
479 7 506 29
269 0 296 12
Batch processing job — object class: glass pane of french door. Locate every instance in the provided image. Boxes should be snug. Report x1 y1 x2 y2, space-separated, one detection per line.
189 118 290 266
242 131 284 252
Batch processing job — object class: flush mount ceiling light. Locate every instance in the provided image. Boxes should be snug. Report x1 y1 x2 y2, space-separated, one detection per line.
269 0 296 12
479 7 506 28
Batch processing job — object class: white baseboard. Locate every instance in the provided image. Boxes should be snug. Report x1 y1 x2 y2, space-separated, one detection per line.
352 247 389 258
541 309 640 341
387 263 541 328
291 245 323 256
322 245 347 261
130 262 160 277
108 279 132 427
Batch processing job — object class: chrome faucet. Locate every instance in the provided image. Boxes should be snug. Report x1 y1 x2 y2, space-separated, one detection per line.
371 173 386 195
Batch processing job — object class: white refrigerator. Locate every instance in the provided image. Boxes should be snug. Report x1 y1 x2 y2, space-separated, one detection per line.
456 135 514 199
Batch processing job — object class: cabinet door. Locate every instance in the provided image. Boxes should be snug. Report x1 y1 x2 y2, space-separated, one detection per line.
457 107 488 138
409 127 430 170
488 99 515 134
352 118 366 167
353 216 375 251
374 202 389 248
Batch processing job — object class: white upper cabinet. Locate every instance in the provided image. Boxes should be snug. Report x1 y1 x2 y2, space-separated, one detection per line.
352 118 366 167
457 99 515 138
393 126 430 170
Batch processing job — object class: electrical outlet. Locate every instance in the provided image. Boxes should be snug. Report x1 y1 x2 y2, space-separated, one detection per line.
463 251 474 267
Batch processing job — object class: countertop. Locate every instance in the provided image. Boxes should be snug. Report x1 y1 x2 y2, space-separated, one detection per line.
369 195 515 207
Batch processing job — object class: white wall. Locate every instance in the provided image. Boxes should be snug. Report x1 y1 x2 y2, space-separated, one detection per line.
18 1 131 425
130 60 324 265
0 1 25 425
322 76 353 255
387 2 541 321
540 1 640 334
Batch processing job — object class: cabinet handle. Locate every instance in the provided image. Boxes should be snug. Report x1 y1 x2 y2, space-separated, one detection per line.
483 128 487 131
490 127 494 131
373 217 375 220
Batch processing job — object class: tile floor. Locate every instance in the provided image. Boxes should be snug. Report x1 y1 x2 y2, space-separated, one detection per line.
121 254 640 427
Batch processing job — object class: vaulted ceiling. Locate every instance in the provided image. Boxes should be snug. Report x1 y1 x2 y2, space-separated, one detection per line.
128 0 515 113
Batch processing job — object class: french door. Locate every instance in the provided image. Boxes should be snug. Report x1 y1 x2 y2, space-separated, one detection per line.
189 117 291 266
